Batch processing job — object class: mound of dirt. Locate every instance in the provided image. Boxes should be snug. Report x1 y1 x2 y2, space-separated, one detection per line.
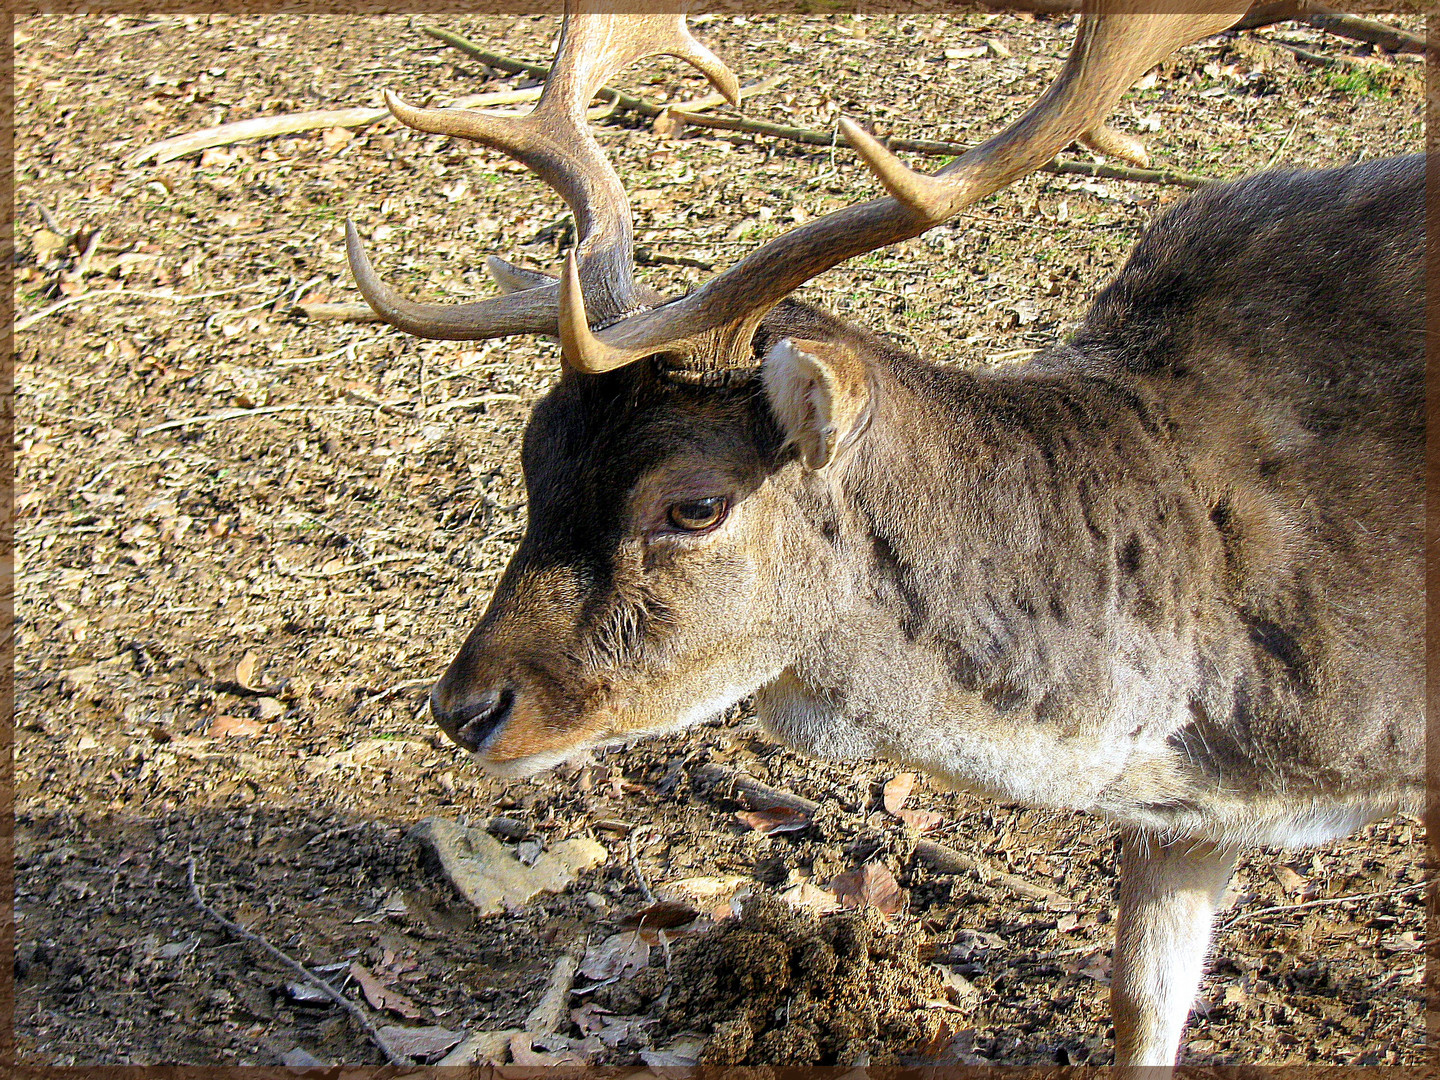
597 895 962 1066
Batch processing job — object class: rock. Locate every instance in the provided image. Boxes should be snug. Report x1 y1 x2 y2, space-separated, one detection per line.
280 1047 329 1069
409 817 607 915
437 1029 524 1066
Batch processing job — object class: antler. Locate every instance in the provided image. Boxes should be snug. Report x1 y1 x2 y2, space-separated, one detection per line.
347 0 738 353
351 0 1247 373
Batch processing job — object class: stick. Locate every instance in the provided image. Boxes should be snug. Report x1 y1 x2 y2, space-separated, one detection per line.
1236 2 1425 53
693 764 1071 906
185 856 415 1067
417 24 782 123
31 200 68 239
130 88 545 167
523 948 582 1035
14 282 274 332
1218 879 1426 933
675 111 1215 189
140 404 315 437
285 552 430 579
1304 11 1425 54
294 301 382 323
1268 39 1351 69
627 831 656 904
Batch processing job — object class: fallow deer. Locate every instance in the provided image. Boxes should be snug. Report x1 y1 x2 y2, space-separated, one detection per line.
346 1 1423 1066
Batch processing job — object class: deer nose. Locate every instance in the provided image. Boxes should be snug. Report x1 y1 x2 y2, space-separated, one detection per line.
430 683 515 753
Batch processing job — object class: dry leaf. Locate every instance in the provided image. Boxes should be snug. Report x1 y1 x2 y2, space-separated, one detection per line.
883 772 917 815
1273 865 1306 894
1381 931 1423 953
830 862 906 917
619 899 700 932
509 1031 587 1066
735 805 810 834
1065 950 1112 983
655 875 751 920
652 108 688 139
208 715 263 739
778 880 842 915
376 1024 464 1062
897 807 943 833
579 930 650 981
234 651 260 691
349 962 425 1020
321 126 354 152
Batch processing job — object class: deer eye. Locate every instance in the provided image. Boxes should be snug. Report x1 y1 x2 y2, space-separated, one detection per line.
667 497 728 533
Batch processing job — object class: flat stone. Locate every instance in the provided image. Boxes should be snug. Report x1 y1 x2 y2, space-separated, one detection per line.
409 817 607 915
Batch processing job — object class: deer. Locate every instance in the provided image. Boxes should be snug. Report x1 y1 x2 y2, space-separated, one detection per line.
343 0 1423 1067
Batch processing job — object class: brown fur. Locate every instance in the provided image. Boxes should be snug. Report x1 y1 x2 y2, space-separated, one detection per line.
427 154 1423 1064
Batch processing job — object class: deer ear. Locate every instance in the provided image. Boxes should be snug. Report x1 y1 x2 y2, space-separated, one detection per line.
762 337 872 471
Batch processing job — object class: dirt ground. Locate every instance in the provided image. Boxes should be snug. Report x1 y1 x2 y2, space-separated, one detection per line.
13 9 1427 1068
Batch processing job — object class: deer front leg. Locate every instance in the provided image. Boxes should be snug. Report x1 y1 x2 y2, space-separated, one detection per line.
1111 829 1238 1067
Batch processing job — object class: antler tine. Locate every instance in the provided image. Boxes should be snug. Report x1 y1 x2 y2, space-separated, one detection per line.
348 0 739 354
576 1 1248 368
347 219 560 339
837 4 1247 224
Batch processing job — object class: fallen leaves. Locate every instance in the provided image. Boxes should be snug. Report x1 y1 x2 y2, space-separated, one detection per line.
882 772 943 832
655 875 752 920
350 962 425 1020
579 930 650 982
376 1024 464 1063
735 805 810 834
777 879 842 916
619 899 701 935
830 862 906 918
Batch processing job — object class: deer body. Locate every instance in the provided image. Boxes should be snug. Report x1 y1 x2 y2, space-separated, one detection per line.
423 157 1422 1064
758 156 1424 850
348 4 1418 1064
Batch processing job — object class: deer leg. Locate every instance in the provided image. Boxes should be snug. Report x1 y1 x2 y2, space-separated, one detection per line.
1110 829 1238 1068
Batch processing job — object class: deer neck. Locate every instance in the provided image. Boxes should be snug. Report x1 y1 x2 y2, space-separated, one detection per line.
760 354 1219 813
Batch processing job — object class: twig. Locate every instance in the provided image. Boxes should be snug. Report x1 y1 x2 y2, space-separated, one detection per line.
416 24 781 124
1268 38 1351 69
129 88 545 167
14 282 274 332
523 948 582 1035
675 111 1215 189
359 676 436 708
185 856 414 1067
1304 11 1425 54
74 225 105 278
132 107 390 165
31 200 68 238
692 764 1071 907
1264 116 1301 169
1218 879 1425 933
635 245 714 271
627 832 656 904
140 404 315 437
425 393 523 414
344 388 414 418
294 301 382 323
1237 2 1425 54
284 552 430 579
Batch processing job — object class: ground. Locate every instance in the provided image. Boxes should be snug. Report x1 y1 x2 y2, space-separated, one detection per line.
13 9 1427 1068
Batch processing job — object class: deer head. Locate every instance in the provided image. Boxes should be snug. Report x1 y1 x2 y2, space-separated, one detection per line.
348 1 1246 773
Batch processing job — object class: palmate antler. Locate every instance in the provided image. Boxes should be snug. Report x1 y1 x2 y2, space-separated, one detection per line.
349 0 1247 374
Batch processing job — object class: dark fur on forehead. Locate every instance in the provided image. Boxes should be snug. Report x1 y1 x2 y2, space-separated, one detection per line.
519 341 789 552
